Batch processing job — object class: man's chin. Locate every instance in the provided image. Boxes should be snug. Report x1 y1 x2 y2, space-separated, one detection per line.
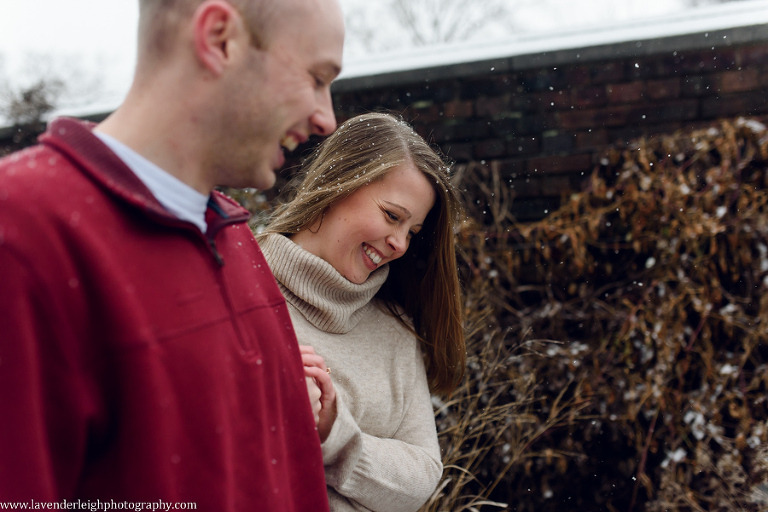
252 168 277 191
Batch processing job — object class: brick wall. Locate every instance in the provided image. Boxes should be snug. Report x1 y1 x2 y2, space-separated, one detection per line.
331 25 768 220
2 19 767 222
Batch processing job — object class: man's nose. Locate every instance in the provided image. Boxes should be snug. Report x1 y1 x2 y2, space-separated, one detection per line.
310 90 337 136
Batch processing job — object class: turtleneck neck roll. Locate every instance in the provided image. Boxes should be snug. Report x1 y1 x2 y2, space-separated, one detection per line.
258 233 390 334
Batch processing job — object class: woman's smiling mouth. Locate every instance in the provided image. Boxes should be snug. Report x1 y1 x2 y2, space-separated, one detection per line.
363 243 382 265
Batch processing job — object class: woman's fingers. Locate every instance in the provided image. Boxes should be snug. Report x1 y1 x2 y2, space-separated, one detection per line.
300 346 336 437
299 345 316 355
303 366 337 441
305 376 322 425
299 345 328 373
304 366 334 398
301 353 327 370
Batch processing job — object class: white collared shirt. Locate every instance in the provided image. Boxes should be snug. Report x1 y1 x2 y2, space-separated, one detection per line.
95 131 209 233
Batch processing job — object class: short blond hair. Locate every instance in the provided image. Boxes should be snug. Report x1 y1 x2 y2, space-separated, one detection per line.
136 0 280 64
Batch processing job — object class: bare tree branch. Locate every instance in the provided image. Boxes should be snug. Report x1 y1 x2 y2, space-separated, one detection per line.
346 0 521 52
0 52 104 127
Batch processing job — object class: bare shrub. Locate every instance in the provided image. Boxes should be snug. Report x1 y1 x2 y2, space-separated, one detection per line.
430 117 768 511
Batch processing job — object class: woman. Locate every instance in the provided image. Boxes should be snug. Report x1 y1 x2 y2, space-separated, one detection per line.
258 112 465 512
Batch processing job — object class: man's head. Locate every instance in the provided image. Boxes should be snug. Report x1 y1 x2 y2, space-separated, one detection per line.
136 0 281 64
133 0 345 191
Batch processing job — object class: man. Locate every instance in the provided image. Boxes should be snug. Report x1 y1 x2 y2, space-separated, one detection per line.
0 0 344 509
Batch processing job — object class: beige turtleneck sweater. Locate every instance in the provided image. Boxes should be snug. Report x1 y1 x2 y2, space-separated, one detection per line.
259 233 442 512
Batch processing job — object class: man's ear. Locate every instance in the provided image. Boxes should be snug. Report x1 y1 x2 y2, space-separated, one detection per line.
191 0 244 75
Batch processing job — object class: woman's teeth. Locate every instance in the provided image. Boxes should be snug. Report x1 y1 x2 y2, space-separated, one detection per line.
281 135 299 152
364 244 381 265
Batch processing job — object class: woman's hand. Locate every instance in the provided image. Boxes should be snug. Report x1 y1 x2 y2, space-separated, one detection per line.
300 345 337 442
305 376 323 426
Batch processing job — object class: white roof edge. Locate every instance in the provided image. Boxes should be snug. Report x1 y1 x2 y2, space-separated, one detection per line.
337 0 768 81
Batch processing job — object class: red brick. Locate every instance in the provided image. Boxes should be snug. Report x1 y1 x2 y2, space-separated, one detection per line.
442 99 474 119
490 118 523 138
609 123 682 146
575 129 609 150
521 68 565 92
461 76 513 98
572 86 607 108
407 102 442 123
681 75 717 97
444 142 473 162
542 132 574 154
508 95 536 112
494 158 527 179
701 91 768 118
527 153 593 174
558 109 597 130
476 95 510 117
594 105 632 127
532 90 572 110
719 69 760 93
607 82 644 104
474 139 507 159
705 48 739 71
591 61 626 84
650 55 687 77
738 45 768 66
629 99 698 124
646 78 681 100
743 92 768 116
629 58 660 80
507 136 540 156
521 113 557 135
540 174 576 197
701 93 750 118
678 50 722 74
564 66 592 87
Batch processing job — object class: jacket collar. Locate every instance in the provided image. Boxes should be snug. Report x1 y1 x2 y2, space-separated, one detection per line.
39 117 250 237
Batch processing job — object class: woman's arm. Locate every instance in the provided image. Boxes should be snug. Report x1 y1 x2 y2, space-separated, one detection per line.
321 346 442 512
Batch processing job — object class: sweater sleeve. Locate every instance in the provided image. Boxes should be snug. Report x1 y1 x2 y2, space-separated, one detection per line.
320 348 442 512
0 247 90 500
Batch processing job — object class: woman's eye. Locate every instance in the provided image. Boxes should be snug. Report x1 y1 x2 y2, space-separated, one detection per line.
386 211 398 222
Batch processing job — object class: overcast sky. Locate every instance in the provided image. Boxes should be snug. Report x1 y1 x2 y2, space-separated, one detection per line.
0 0 754 114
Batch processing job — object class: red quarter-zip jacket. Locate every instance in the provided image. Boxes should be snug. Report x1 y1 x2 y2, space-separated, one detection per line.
0 118 329 511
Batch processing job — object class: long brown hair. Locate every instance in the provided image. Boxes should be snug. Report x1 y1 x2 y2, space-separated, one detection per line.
261 112 465 395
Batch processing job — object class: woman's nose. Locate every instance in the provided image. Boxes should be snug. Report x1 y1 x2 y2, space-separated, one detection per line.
386 230 408 256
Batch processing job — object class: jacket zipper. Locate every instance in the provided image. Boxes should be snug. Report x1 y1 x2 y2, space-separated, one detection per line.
208 238 225 266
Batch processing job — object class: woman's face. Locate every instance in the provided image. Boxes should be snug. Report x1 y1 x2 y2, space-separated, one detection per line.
292 162 436 284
